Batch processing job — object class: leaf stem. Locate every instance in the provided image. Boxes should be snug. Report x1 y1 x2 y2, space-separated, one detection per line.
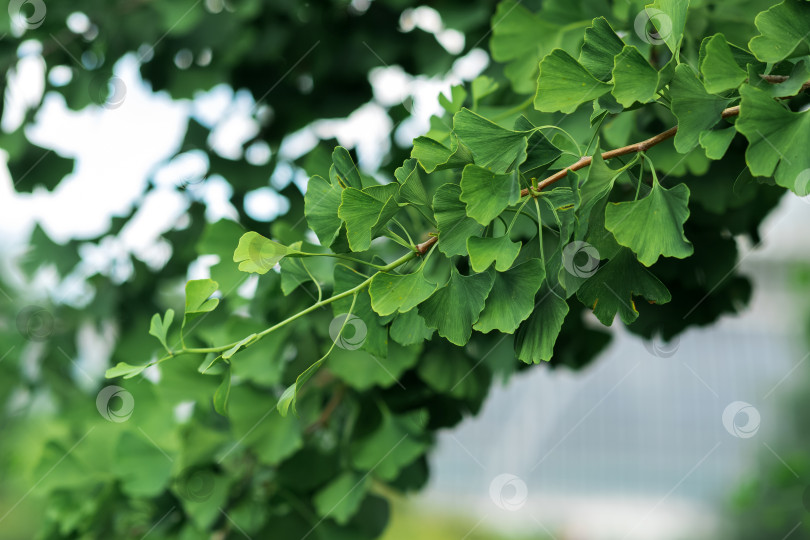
154 249 422 367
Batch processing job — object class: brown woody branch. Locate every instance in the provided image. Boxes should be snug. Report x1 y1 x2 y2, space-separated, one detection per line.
412 80 810 252
519 80 810 196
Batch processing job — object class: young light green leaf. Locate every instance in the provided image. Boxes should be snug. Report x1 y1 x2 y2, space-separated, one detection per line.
453 108 529 173
467 235 521 273
338 187 401 252
699 34 747 94
148 309 174 353
213 368 231 416
418 267 494 346
304 174 343 247
233 232 294 274
185 279 220 316
645 0 689 54
735 84 810 193
611 45 658 107
514 283 569 363
105 362 147 379
670 64 730 153
222 333 257 360
604 181 693 266
534 49 611 114
276 346 330 417
578 17 626 81
576 248 671 325
369 270 437 317
439 84 467 114
474 259 545 334
748 0 810 62
459 165 521 225
433 183 485 257
471 75 499 107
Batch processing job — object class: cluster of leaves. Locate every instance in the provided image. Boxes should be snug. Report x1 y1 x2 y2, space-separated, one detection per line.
1 0 809 538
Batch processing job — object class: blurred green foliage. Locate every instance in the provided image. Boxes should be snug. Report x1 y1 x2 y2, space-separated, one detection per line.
1 0 807 538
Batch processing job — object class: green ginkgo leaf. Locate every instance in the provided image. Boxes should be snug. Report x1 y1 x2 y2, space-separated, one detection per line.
394 158 430 208
748 0 810 63
489 0 561 94
331 146 363 189
735 84 810 193
459 165 521 225
213 368 231 416
222 333 257 360
233 232 294 274
670 64 730 153
471 75 499 107
514 116 561 173
411 134 473 173
439 84 468 115
760 59 810 98
645 0 689 54
699 34 747 94
578 17 625 82
338 188 401 252
699 127 736 160
611 45 659 107
433 183 484 257
105 362 147 379
304 174 343 247
576 248 671 325
390 309 434 346
514 283 569 363
184 279 219 327
313 473 370 525
474 259 545 334
369 270 437 317
604 181 693 266
467 235 522 273
418 267 494 346
350 410 427 481
148 308 174 353
453 108 530 173
534 49 611 114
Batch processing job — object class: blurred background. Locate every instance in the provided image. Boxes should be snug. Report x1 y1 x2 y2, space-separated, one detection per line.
1 1 809 539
